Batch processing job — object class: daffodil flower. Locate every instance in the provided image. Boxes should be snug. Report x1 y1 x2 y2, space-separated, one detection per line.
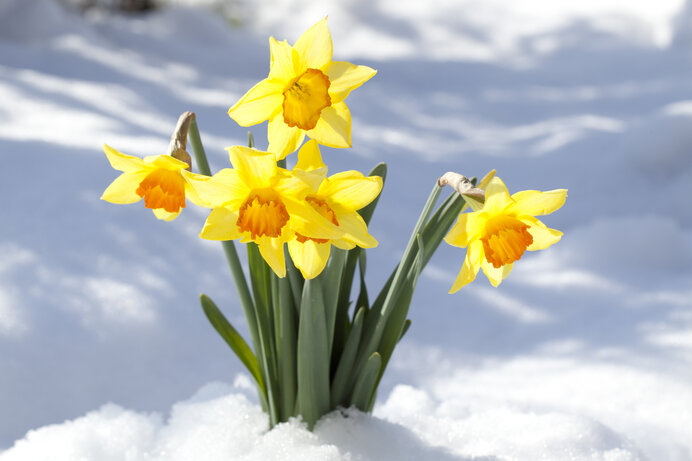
182 146 342 277
227 18 377 160
288 140 382 278
445 177 567 292
101 144 203 221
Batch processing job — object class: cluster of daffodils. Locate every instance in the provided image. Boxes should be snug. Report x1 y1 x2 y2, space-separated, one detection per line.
100 17 566 429
103 19 381 280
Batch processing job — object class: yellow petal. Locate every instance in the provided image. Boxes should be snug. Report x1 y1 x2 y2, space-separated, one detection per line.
293 141 327 191
482 176 512 215
182 169 247 209
325 61 377 104
181 171 205 207
228 78 284 127
295 139 327 172
147 154 190 170
268 37 297 82
319 171 382 211
330 207 377 248
521 216 563 251
103 144 146 172
509 189 567 217
284 196 341 241
292 169 325 193
274 170 313 198
293 17 333 71
449 239 482 293
481 258 513 287
444 211 483 248
477 169 497 189
259 237 286 277
268 114 306 160
152 208 181 221
332 238 356 250
288 239 330 279
227 146 276 189
307 101 351 148
200 207 243 241
101 171 148 204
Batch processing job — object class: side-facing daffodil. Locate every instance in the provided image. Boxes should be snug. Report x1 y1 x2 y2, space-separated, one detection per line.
182 146 342 277
101 144 203 221
445 177 567 292
288 140 382 278
227 18 377 160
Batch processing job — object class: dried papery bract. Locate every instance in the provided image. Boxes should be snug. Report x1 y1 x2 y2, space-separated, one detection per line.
168 111 194 171
438 172 484 200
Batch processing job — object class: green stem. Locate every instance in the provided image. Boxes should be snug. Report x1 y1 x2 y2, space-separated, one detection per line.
376 183 441 327
356 182 443 375
188 118 212 176
220 241 261 354
187 115 264 402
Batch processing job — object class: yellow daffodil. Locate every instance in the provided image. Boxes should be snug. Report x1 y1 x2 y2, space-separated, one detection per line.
101 144 203 221
228 18 377 160
445 177 567 292
288 140 382 278
182 146 342 277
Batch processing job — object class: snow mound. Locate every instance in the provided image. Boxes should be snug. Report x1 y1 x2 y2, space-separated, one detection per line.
0 381 645 461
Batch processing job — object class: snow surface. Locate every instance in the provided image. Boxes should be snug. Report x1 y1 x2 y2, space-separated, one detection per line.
1 0 692 459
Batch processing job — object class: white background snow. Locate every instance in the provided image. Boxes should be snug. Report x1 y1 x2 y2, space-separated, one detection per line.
1 0 692 459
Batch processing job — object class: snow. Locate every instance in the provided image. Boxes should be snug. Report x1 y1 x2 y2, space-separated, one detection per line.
1 0 692 459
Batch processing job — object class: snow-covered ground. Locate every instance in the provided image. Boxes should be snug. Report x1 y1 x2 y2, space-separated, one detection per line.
1 0 692 459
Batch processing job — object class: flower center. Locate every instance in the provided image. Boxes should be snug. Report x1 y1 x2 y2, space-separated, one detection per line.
237 191 290 239
136 168 186 213
282 68 331 131
481 216 533 268
295 196 339 244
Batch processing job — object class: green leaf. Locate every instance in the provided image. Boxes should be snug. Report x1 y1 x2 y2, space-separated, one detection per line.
274 276 297 421
332 163 386 366
332 247 360 363
399 319 412 342
285 253 304 313
353 183 442 382
199 294 265 395
246 242 279 426
350 352 382 411
330 306 365 407
419 179 475 268
296 278 331 429
321 248 347 356
375 271 416 377
355 249 369 314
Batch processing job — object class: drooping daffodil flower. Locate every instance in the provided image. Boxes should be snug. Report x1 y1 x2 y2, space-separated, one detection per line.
445 177 567 292
101 144 203 221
